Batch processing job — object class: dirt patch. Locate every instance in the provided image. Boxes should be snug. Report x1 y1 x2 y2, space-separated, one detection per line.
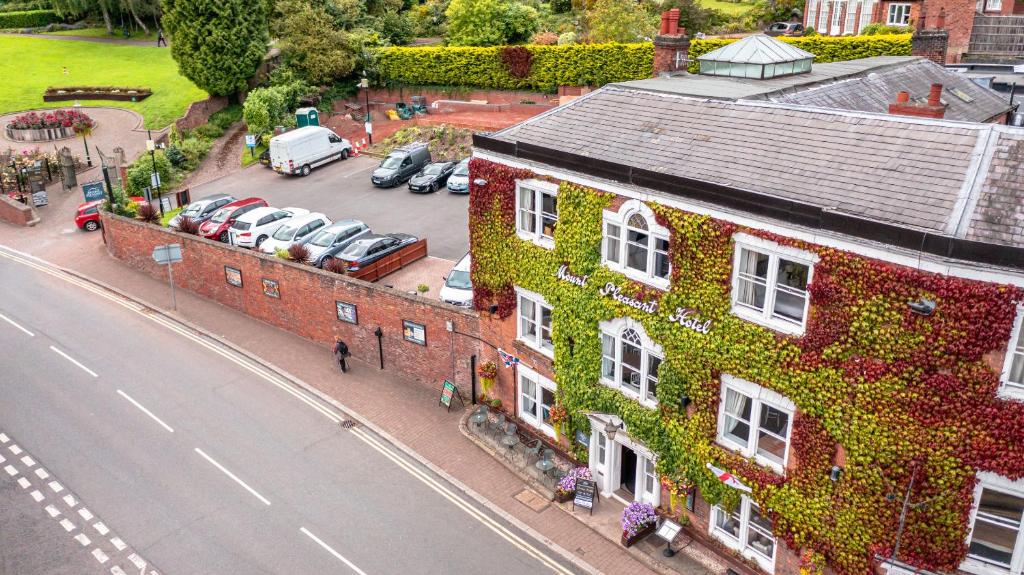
180 122 248 189
367 125 473 162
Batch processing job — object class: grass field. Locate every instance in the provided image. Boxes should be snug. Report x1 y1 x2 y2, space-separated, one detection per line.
48 27 160 42
0 35 205 129
700 0 757 16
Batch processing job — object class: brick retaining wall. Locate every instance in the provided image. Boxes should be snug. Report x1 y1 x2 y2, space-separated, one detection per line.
175 96 230 133
101 213 483 393
0 194 37 226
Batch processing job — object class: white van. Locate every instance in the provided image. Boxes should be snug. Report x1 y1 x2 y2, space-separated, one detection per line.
270 126 353 177
439 253 473 308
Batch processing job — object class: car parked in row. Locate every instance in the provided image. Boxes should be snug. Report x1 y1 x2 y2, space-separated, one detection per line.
408 161 456 193
446 159 470 194
305 220 372 268
371 143 431 188
336 233 418 272
75 196 145 232
228 206 309 249
258 212 332 255
168 193 235 229
439 252 473 307
766 21 804 36
199 197 268 242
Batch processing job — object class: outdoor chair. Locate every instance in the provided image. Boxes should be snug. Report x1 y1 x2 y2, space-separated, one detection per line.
536 448 555 483
522 439 542 467
488 413 506 440
500 423 519 462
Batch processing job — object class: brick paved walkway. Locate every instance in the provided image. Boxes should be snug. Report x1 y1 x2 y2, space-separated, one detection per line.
0 233 658 575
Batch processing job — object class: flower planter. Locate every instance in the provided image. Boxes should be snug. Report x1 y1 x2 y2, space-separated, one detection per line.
43 87 152 102
621 522 656 548
5 125 77 142
554 490 574 503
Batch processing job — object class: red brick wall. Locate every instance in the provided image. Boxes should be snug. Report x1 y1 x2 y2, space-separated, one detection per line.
175 96 230 133
920 0 978 62
0 195 36 226
101 213 483 393
349 87 560 111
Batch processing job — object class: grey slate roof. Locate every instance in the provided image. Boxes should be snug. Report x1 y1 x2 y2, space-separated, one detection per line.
490 85 1024 251
619 56 1012 123
696 34 814 64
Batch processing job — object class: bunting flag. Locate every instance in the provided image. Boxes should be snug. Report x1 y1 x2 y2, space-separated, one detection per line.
706 462 752 493
497 348 520 368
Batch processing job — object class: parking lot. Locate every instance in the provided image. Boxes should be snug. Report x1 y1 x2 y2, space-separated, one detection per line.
189 154 470 262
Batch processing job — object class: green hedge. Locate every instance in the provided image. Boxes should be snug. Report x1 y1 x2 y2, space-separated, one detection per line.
0 9 62 28
687 34 912 72
375 43 654 92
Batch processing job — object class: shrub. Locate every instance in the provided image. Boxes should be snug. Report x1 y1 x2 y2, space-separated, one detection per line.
165 145 186 168
500 46 532 79
192 123 223 140
531 31 558 45
176 137 213 170
137 202 160 224
686 33 911 72
207 104 243 131
287 243 311 264
860 23 912 35
274 247 290 259
417 283 430 293
556 31 576 45
125 149 174 194
323 258 348 274
375 43 654 91
0 9 61 28
175 216 199 235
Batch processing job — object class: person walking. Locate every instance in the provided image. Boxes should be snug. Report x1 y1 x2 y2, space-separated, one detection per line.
156 28 167 47
332 338 350 373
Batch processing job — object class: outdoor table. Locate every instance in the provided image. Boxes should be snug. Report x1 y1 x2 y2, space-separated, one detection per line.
470 406 488 430
501 427 519 462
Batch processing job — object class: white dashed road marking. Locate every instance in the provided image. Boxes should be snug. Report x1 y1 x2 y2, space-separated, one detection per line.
45 505 60 518
0 311 35 337
111 565 126 574
194 448 271 506
110 537 126 551
9 444 22 455
35 467 49 479
75 533 91 546
20 455 34 467
115 390 174 433
63 494 77 507
4 465 17 476
300 527 369 575
93 522 109 535
17 477 30 489
30 490 44 502
48 345 99 378
0 433 8 443
128 553 146 569
48 480 64 493
92 548 109 564
60 518 75 532
78 508 94 521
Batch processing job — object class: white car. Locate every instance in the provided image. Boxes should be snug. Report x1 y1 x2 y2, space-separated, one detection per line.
258 212 332 255
446 159 470 194
439 252 472 307
228 206 309 249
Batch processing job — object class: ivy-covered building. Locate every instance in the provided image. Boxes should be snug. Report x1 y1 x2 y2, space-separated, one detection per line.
467 80 1024 575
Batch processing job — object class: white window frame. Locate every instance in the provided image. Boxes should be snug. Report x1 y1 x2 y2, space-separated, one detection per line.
805 0 817 30
961 472 1024 575
859 0 875 33
1000 306 1024 401
887 3 911 25
517 364 558 439
602 200 671 290
716 375 795 474
730 233 816 335
515 286 554 359
844 0 858 33
818 0 830 31
985 0 1002 12
599 317 662 409
515 179 558 249
710 495 777 573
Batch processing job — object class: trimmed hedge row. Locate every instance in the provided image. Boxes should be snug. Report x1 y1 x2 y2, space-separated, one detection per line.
375 44 654 92
687 34 912 72
0 9 62 28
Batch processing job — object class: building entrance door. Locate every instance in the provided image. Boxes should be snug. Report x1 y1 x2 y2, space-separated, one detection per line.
620 445 637 495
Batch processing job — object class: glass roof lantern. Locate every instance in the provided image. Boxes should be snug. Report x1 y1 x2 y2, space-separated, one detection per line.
697 34 814 80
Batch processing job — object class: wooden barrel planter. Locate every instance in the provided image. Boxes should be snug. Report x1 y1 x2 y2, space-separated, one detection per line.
44 87 152 102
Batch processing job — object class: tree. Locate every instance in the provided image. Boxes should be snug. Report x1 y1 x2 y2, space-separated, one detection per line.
659 0 726 34
242 86 288 136
502 2 538 44
445 0 506 46
273 0 357 83
162 0 269 97
586 0 656 43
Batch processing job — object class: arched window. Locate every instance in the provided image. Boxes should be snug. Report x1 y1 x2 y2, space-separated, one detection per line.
600 319 662 407
603 201 670 287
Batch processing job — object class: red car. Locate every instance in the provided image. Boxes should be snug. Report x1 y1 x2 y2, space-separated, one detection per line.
75 197 146 232
198 197 268 242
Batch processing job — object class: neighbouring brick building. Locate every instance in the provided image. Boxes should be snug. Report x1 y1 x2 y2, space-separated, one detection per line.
467 37 1024 575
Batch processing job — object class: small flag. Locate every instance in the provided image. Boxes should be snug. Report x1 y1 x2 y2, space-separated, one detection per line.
497 348 520 368
706 462 752 493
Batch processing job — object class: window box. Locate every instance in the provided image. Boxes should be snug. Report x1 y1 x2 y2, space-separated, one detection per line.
516 180 558 249
731 233 815 335
961 472 1024 575
716 375 795 474
602 200 670 290
516 286 554 358
1000 306 1024 401
600 317 662 408
517 364 557 438
711 495 777 573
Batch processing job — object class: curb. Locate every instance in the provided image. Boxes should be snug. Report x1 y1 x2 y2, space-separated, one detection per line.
457 411 684 575
4 246 603 575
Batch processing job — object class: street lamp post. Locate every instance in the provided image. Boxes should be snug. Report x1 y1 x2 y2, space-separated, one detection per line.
147 130 163 216
359 74 372 145
74 102 92 167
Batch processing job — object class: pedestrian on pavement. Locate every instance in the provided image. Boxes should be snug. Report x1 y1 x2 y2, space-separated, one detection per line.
333 338 350 373
156 28 167 47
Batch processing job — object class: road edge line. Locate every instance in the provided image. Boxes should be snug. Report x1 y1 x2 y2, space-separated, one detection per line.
6 248 603 575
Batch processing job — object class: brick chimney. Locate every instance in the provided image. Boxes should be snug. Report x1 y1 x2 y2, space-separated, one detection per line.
653 8 690 77
911 7 949 65
888 84 947 119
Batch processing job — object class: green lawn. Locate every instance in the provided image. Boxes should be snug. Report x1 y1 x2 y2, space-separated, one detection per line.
48 27 160 42
159 207 181 227
699 0 757 16
0 36 206 129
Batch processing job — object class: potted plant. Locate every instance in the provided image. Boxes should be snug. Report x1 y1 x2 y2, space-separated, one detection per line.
621 502 657 547
554 466 591 503
478 361 497 398
549 402 567 441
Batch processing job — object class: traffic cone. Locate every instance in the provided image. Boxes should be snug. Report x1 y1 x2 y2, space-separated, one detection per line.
351 141 360 157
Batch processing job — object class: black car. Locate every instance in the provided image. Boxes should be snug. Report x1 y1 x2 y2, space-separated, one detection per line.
337 233 418 271
259 149 271 167
408 161 456 193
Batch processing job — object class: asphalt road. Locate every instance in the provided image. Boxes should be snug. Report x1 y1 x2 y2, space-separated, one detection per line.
190 156 471 262
0 248 580 575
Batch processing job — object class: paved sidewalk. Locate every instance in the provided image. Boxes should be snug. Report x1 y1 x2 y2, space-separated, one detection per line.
0 236 658 574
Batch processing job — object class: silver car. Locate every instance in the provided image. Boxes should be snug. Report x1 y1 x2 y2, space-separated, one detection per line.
305 220 372 268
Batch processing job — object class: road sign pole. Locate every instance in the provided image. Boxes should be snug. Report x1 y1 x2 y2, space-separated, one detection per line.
167 259 177 311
